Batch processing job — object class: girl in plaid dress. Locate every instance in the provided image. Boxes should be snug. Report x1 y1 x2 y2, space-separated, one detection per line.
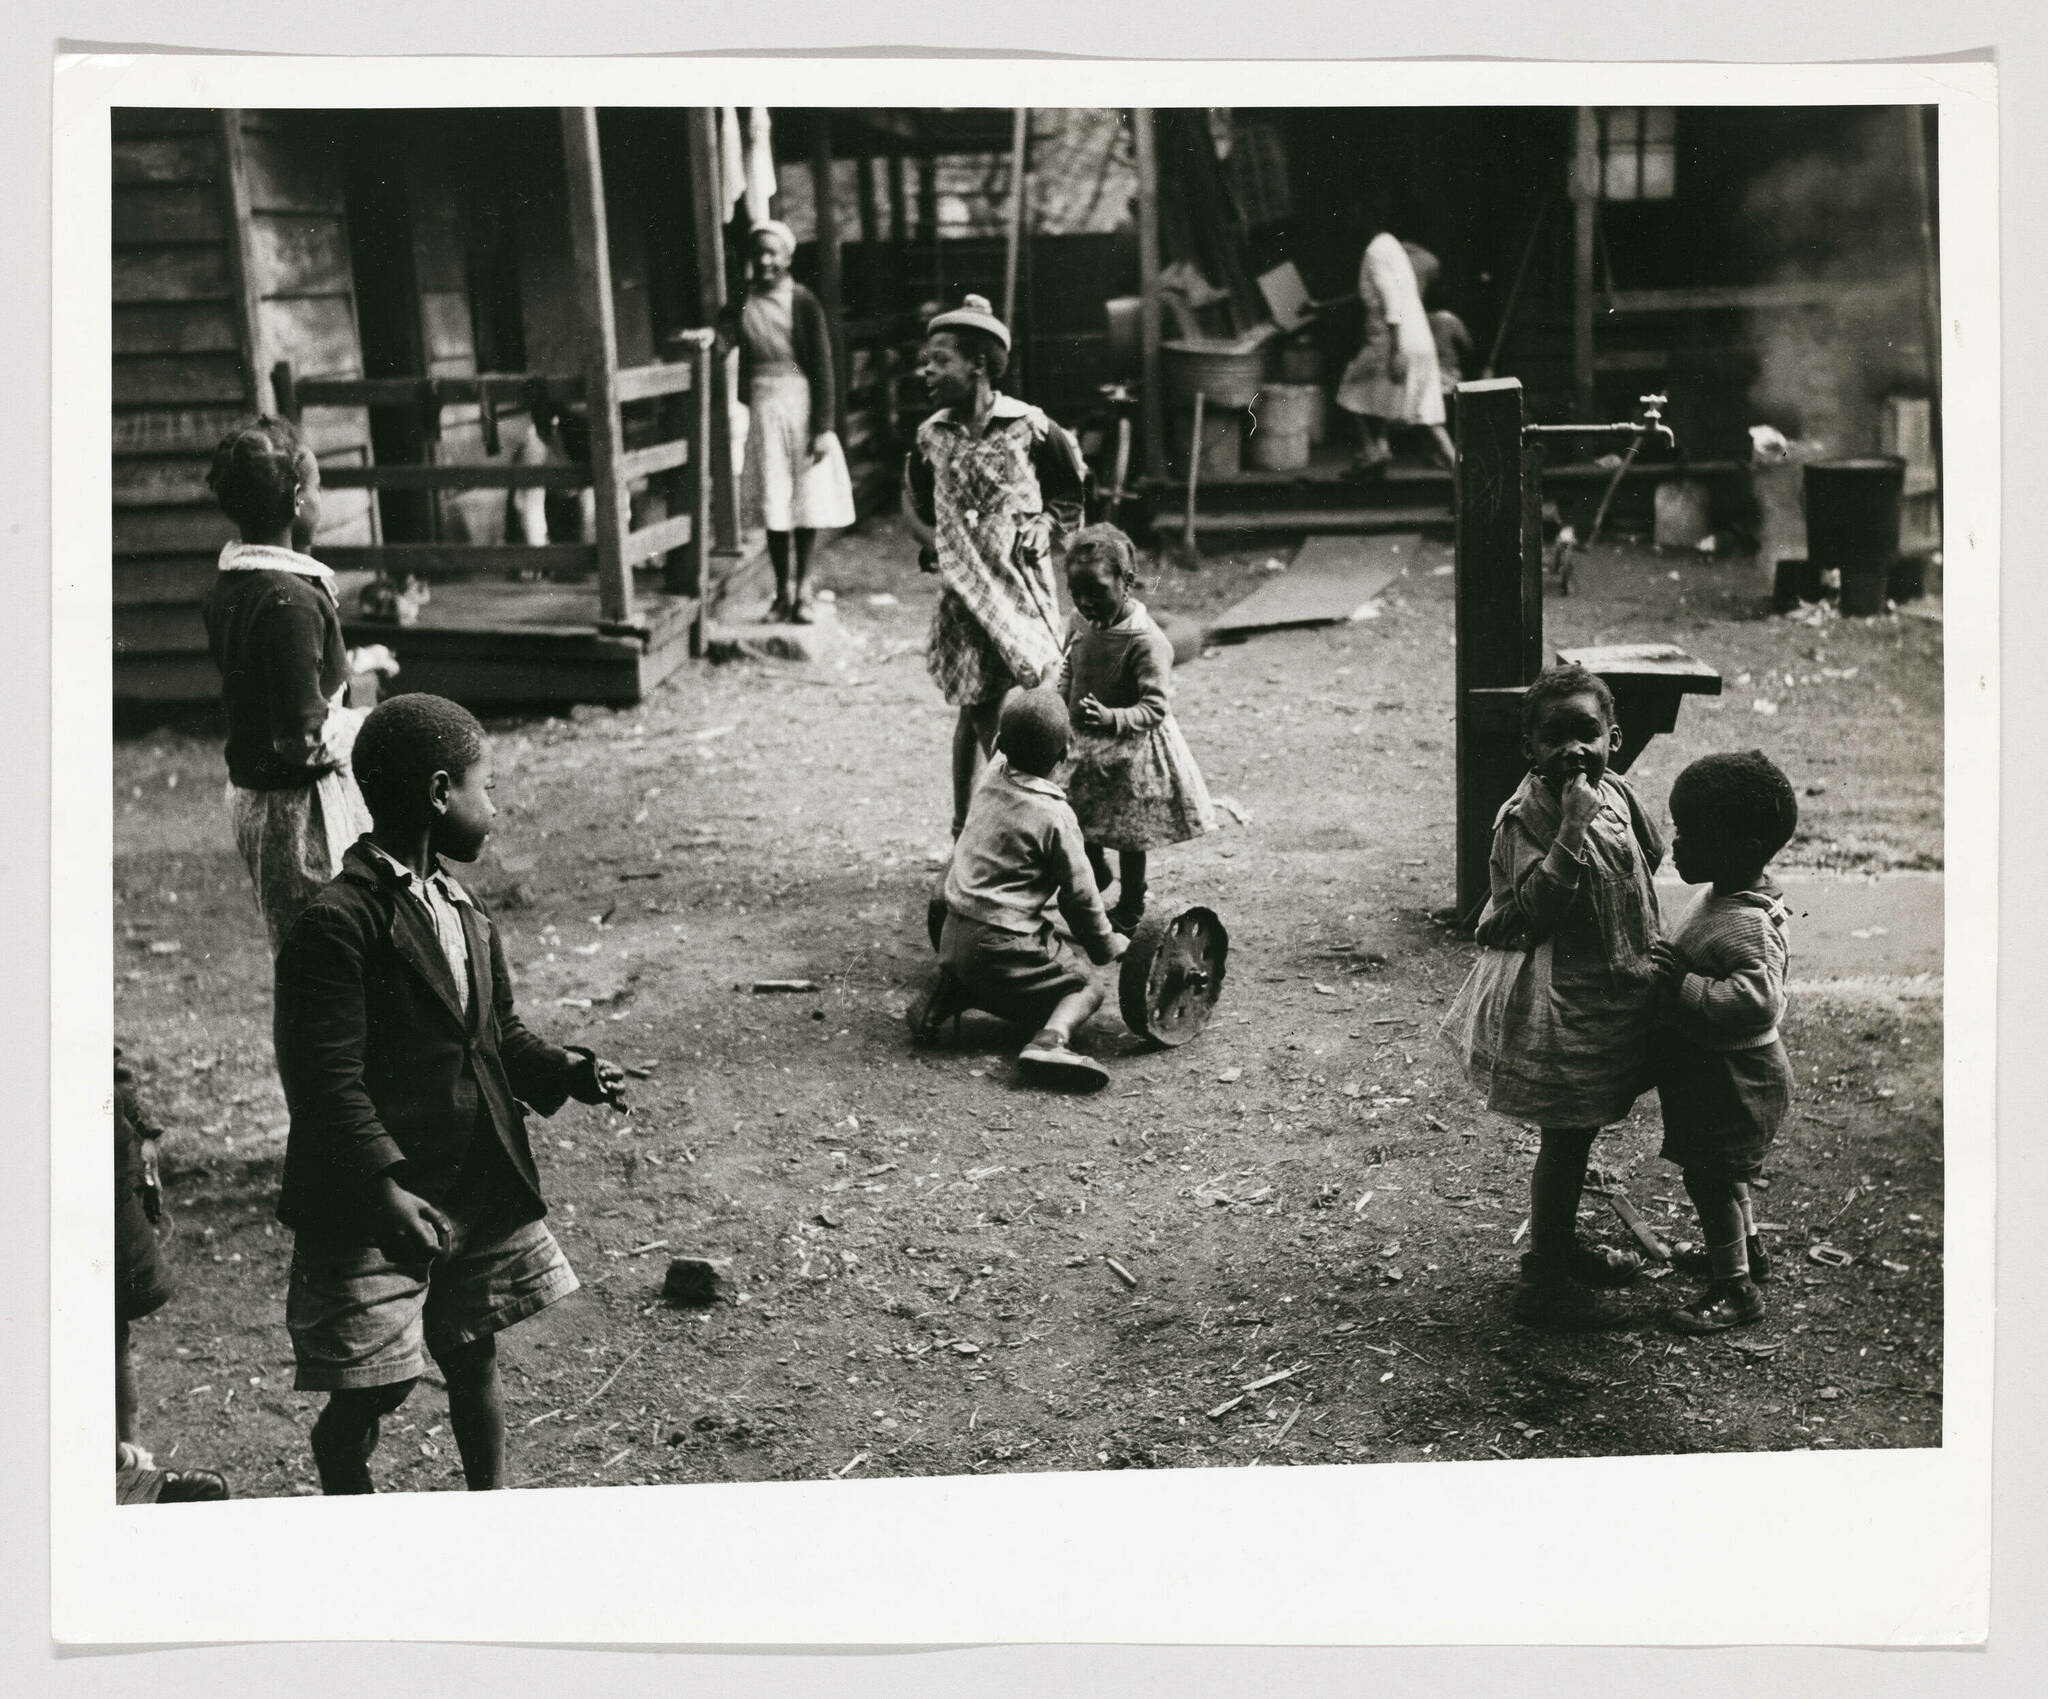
1057 524 1215 932
905 296 1089 837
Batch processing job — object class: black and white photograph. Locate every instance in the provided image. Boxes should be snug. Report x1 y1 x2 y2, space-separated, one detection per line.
48 51 1999 1650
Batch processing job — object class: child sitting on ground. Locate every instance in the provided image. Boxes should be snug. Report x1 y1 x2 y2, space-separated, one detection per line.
909 689 1128 1086
273 693 627 1494
1651 751 1799 1335
1443 664 1664 1327
1057 523 1216 933
114 1049 231 1504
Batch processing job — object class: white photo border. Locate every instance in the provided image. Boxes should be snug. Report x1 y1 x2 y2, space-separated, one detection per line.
51 52 1998 1648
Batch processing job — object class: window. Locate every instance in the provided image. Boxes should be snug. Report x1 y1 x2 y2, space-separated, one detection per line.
1600 107 1676 201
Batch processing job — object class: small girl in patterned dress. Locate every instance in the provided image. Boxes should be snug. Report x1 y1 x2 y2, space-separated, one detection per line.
1056 524 1215 932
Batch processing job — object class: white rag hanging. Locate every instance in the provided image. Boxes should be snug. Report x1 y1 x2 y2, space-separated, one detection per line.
744 106 778 227
719 107 747 218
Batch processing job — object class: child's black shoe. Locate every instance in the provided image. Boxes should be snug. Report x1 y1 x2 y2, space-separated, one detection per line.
1107 895 1146 934
1513 1253 1630 1329
1566 1240 1643 1288
1668 1277 1767 1335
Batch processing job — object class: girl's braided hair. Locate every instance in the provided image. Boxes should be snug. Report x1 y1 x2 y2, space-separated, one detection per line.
207 415 306 537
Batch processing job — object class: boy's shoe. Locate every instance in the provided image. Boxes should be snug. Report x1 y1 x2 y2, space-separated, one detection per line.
156 1469 231 1503
118 1466 230 1505
1107 895 1147 934
1566 1240 1644 1288
906 970 969 1047
1017 1032 1111 1090
1668 1278 1768 1335
1513 1253 1630 1329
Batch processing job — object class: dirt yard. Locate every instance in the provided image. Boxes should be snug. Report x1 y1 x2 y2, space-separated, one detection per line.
112 521 1944 1495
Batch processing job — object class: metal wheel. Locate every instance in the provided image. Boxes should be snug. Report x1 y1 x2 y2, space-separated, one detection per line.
1118 903 1229 1047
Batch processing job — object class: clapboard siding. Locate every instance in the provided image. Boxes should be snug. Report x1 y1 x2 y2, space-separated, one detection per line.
113 301 242 355
115 505 239 558
115 604 212 655
113 134 222 186
113 245 232 303
247 215 353 296
115 555 220 607
113 353 247 406
258 293 361 379
238 123 348 214
236 111 375 558
114 404 253 457
114 109 375 703
113 183 227 245
113 455 215 508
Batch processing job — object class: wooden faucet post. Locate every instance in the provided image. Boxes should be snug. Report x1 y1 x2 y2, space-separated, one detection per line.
1454 377 1544 922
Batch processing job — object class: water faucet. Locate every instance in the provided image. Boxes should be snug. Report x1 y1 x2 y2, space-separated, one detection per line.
1639 393 1677 451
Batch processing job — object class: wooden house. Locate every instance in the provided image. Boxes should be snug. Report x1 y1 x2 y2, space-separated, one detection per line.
113 105 746 710
761 106 1939 545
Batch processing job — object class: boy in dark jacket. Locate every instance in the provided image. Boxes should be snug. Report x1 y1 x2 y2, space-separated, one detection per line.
274 693 626 1493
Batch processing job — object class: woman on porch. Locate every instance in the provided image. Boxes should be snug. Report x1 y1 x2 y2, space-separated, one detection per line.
904 295 1090 840
1336 200 1458 478
727 220 855 623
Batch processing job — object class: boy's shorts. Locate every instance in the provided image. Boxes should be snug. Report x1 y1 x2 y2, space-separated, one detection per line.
1652 1027 1792 1181
116 1183 173 1324
939 911 1094 1031
286 1214 578 1391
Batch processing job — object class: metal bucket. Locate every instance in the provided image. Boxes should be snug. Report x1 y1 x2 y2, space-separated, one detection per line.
1805 456 1905 617
1163 339 1266 410
1170 408 1242 480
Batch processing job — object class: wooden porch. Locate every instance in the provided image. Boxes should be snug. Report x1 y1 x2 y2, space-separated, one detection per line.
113 104 752 710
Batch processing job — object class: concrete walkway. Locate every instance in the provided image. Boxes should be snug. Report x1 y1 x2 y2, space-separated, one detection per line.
1656 869 1944 983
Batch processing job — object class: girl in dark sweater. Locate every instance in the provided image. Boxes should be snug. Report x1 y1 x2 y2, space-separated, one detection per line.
199 417 373 952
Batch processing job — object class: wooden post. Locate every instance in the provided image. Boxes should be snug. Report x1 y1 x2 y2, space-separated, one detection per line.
918 151 942 306
685 107 742 558
1002 108 1029 332
1903 105 1942 398
561 105 635 629
1133 108 1165 480
1571 107 1600 420
888 151 909 259
675 338 714 617
216 111 273 417
813 115 850 444
857 144 884 314
1454 378 1542 920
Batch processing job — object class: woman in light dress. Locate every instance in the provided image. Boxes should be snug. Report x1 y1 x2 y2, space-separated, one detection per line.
1336 204 1458 477
726 220 856 622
